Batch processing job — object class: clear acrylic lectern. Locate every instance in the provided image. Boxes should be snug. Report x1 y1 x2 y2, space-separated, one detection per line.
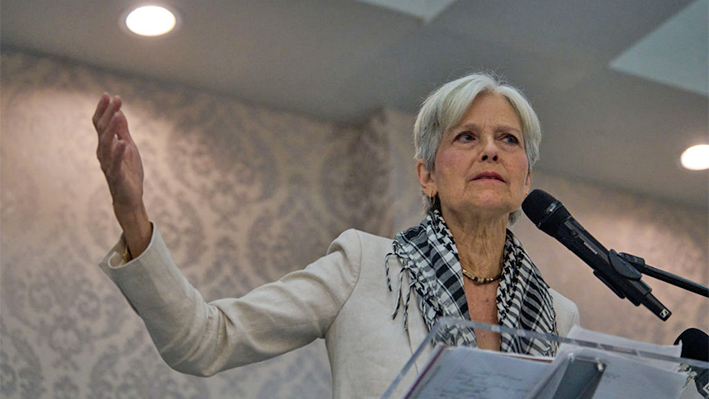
380 318 708 399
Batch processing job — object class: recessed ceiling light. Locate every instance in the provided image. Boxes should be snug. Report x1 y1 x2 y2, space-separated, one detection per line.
125 5 177 37
680 144 709 170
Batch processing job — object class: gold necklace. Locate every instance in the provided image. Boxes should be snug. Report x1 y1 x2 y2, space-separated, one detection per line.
461 268 503 284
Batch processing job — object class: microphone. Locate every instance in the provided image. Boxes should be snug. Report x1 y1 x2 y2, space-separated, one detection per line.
522 189 671 321
675 328 709 361
675 328 709 397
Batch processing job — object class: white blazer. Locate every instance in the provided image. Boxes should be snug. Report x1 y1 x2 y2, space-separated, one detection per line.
100 226 580 399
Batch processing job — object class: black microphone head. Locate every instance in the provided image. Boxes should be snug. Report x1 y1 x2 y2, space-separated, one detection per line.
675 328 709 361
522 189 571 236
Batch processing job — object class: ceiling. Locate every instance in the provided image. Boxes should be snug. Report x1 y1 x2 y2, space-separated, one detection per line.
2 0 707 210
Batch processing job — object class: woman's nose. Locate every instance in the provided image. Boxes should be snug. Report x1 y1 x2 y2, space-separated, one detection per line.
480 138 499 162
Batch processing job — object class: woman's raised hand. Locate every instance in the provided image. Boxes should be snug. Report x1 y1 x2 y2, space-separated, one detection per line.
93 94 152 259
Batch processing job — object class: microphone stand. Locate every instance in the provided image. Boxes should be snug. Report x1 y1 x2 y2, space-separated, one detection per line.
618 252 709 298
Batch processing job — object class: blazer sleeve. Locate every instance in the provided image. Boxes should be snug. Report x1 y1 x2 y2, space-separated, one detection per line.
99 224 362 377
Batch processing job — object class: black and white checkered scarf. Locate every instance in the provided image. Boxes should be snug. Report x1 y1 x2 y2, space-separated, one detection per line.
386 210 558 356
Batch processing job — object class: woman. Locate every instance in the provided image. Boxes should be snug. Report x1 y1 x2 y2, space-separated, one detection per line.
94 72 579 398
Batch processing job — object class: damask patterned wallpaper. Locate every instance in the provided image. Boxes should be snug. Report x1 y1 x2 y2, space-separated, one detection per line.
1 49 706 399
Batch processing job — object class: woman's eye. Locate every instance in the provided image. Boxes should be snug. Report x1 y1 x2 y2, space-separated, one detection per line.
455 132 475 142
502 134 520 144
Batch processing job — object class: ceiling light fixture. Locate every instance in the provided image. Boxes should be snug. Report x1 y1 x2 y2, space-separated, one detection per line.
680 144 709 170
125 5 177 37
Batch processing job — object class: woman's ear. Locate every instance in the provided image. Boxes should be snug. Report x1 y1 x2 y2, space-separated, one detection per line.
417 159 437 197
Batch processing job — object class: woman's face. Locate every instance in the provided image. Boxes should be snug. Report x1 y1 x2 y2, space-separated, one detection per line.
418 93 531 222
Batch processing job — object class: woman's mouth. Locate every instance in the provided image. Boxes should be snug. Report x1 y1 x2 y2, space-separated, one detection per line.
472 172 505 182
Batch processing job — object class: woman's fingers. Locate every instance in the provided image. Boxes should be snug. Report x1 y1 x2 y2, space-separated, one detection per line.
102 113 131 171
92 93 110 127
94 95 122 134
111 109 133 143
95 95 133 169
97 113 118 169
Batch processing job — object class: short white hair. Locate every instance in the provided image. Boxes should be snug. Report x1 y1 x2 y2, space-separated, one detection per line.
413 72 542 223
